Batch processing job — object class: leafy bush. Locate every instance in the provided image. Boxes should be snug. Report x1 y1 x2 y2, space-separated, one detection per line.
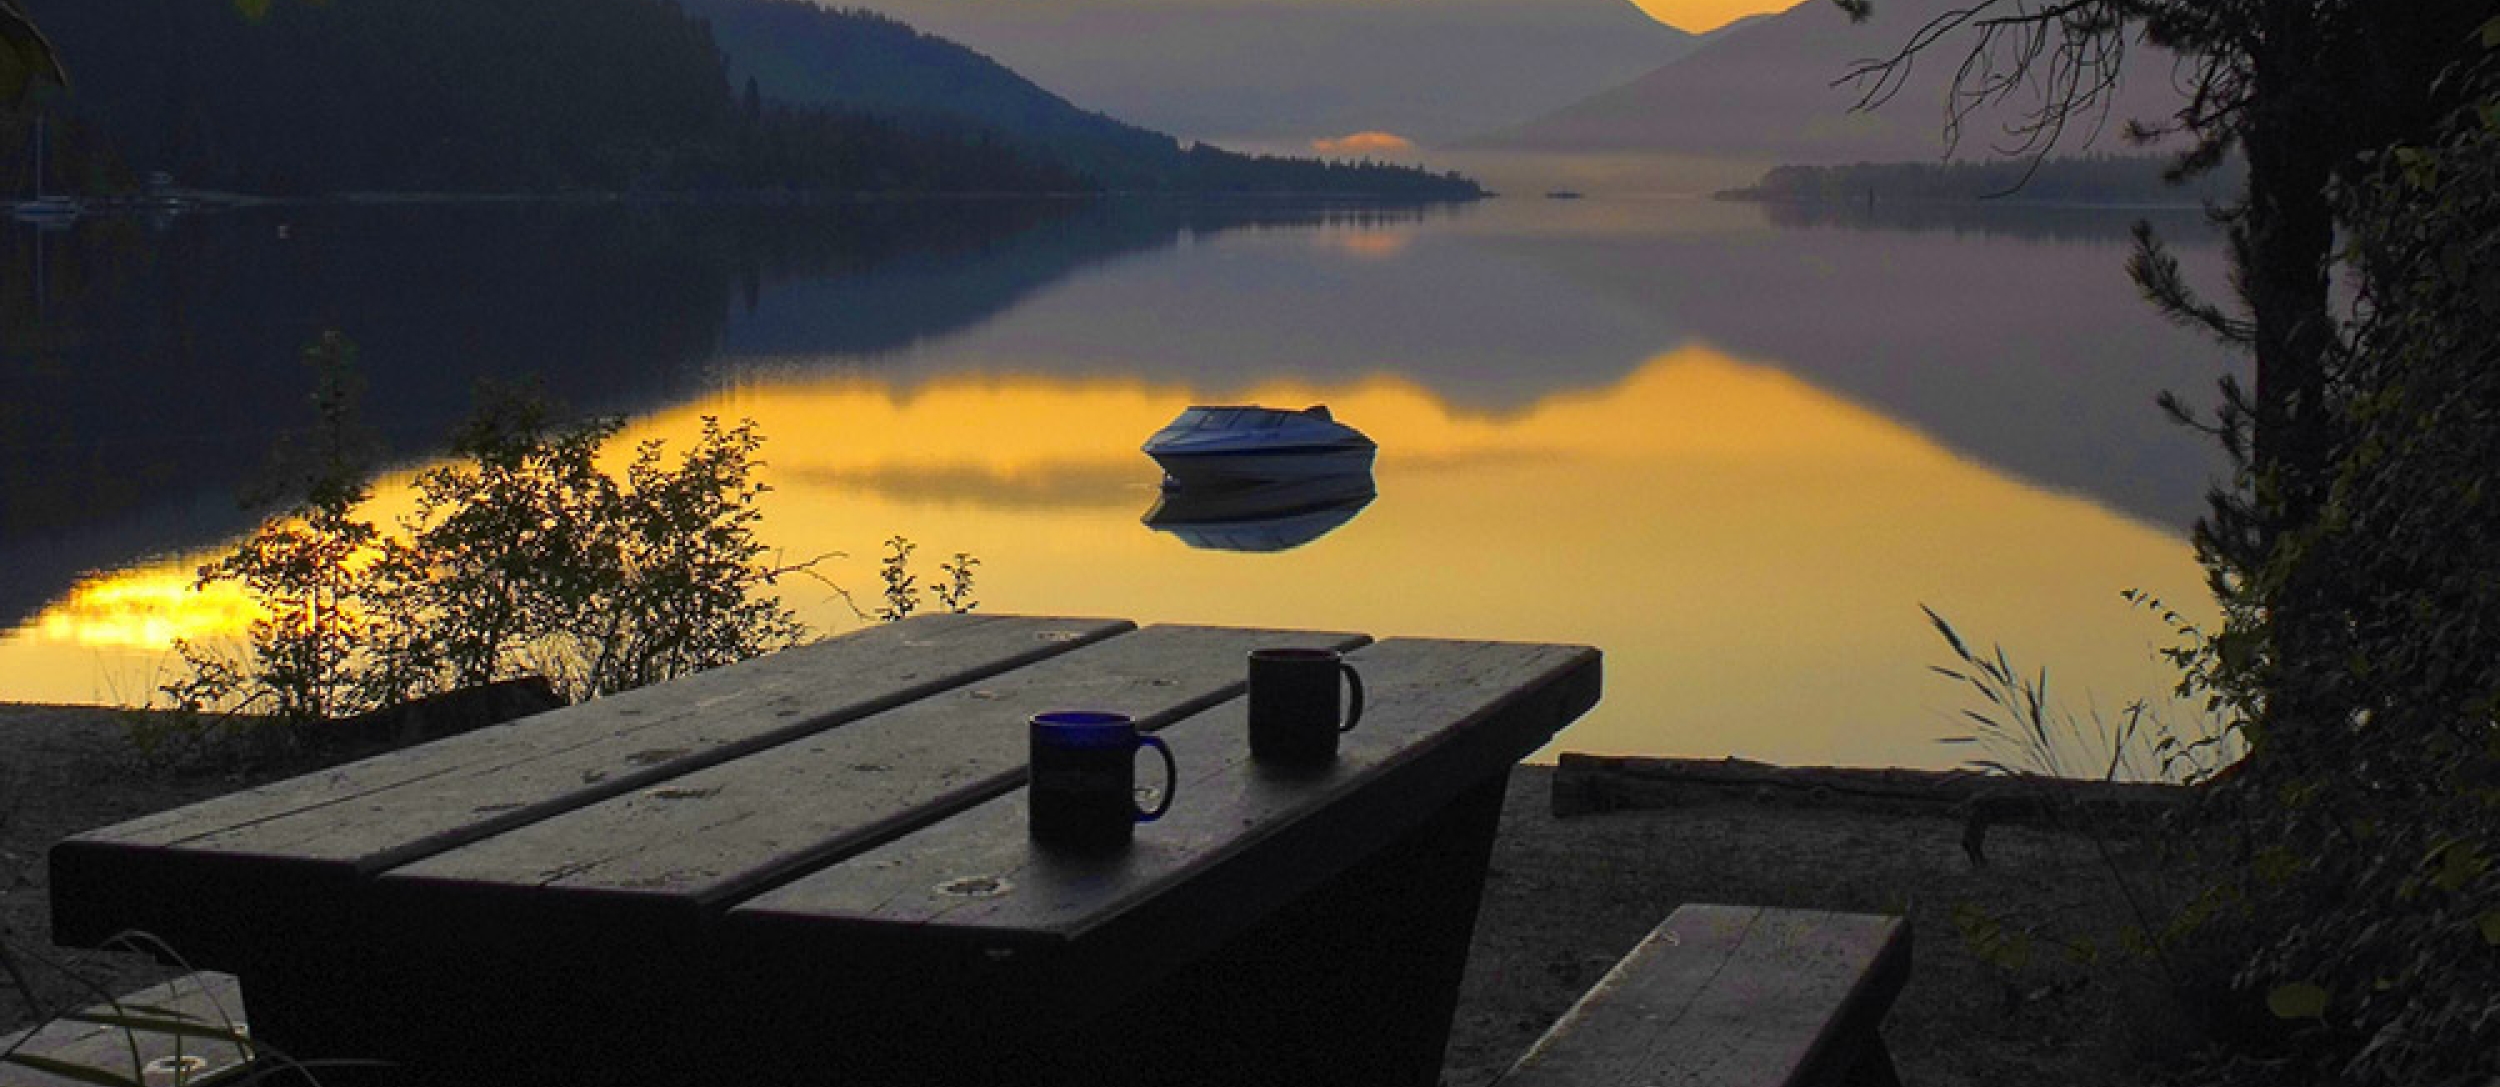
2173 51 2500 1086
159 335 976 739
360 392 809 701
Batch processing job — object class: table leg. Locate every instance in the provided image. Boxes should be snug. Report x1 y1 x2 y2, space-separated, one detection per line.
237 768 1517 1087
235 969 410 1085
1028 769 1513 1087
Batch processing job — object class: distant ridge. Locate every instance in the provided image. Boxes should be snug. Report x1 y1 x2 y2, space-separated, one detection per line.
1471 0 2188 165
21 0 1088 195
831 0 1697 147
680 0 1177 184
680 0 1485 196
21 0 1480 199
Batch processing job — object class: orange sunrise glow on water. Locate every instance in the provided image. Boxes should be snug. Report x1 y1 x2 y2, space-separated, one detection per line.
3 344 2210 771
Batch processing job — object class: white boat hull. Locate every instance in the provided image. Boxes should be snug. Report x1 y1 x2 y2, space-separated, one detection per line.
1151 446 1377 488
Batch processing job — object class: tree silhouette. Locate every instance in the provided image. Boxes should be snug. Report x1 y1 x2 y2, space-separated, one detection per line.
0 0 66 107
1832 0 2490 760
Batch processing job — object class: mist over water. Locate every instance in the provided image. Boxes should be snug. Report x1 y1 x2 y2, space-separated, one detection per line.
1 195 2235 769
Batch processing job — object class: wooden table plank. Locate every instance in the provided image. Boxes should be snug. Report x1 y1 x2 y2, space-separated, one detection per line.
48 614 1130 953
373 624 1371 923
731 638 1599 958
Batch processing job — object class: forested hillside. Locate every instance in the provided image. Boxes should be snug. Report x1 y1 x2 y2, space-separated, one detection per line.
20 0 1083 194
678 0 1483 195
15 0 1480 199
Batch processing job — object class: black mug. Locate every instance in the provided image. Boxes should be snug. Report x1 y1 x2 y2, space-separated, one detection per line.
1028 711 1177 852
1248 647 1366 766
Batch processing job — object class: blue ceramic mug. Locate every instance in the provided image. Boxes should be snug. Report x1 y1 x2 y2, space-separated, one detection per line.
1028 711 1177 851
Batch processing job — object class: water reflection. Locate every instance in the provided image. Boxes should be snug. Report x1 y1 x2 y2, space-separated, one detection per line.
1750 198 2221 243
0 199 1434 631
3 197 2237 770
4 346 2215 771
1143 474 1379 553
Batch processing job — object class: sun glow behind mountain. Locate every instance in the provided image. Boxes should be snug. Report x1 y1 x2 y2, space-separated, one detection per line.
1624 0 1794 32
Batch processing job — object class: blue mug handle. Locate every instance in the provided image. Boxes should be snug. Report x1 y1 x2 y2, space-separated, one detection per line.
1339 662 1365 733
1135 734 1176 822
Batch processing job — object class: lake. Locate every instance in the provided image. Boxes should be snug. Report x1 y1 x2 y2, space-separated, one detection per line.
0 193 2238 771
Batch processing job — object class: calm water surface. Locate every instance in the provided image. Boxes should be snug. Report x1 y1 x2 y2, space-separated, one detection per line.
0 195 2237 769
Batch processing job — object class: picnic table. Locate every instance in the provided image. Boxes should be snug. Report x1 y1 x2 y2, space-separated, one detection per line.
49 615 1601 1086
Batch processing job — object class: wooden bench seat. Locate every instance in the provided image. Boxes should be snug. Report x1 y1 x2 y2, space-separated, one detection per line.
1 972 251 1087
1495 904 1910 1087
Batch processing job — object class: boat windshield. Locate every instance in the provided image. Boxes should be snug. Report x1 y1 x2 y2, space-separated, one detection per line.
1169 408 1312 430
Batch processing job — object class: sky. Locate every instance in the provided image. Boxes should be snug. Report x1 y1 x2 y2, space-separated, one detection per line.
831 0 1812 149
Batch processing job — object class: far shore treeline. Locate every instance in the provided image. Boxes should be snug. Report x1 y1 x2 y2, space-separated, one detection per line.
12 0 1483 200
1719 154 2246 207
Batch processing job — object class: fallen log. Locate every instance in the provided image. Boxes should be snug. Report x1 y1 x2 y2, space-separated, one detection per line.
1549 753 2196 867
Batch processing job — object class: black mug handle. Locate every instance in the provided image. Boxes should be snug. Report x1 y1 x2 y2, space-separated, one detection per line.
1135 734 1176 822
1339 662 1365 733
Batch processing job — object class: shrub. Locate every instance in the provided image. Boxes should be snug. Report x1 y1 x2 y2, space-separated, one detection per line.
160 335 977 740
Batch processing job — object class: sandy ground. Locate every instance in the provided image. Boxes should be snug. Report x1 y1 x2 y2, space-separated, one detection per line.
3 703 2185 1085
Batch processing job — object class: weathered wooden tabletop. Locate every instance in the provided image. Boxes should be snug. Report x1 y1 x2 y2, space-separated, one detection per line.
49 614 1601 1086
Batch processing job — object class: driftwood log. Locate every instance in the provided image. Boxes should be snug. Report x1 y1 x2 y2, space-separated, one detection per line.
315 675 566 750
1549 754 2195 868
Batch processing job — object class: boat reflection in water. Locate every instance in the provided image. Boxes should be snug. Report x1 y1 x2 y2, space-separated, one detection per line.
1143 472 1378 553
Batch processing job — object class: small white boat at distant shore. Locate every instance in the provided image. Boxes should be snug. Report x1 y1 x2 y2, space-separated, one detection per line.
10 196 82 226
10 117 83 228
1142 404 1377 488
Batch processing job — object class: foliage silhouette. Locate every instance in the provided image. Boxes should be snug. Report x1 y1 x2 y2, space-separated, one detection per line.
1894 14 2500 1081
158 333 976 743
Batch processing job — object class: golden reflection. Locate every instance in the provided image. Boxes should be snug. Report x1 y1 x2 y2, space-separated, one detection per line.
4 346 2215 773
35 569 255 650
1318 230 1413 260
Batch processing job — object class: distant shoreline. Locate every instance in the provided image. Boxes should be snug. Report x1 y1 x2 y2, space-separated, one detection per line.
1710 188 2216 213
24 187 1488 214
1712 154 2240 212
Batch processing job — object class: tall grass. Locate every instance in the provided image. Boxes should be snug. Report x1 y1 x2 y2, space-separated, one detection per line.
1925 601 2243 784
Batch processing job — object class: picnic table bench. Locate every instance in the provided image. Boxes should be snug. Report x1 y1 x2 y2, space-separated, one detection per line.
48 615 1601 1086
0 972 249 1087
1497 903 1911 1087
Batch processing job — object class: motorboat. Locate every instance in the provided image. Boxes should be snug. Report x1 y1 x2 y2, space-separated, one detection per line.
1143 473 1377 552
1141 404 1376 488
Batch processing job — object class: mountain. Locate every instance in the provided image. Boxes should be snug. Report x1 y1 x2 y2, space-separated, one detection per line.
822 0 1696 148
1472 0 2189 166
677 0 1485 194
679 0 1181 184
21 0 1088 195
20 0 1480 198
